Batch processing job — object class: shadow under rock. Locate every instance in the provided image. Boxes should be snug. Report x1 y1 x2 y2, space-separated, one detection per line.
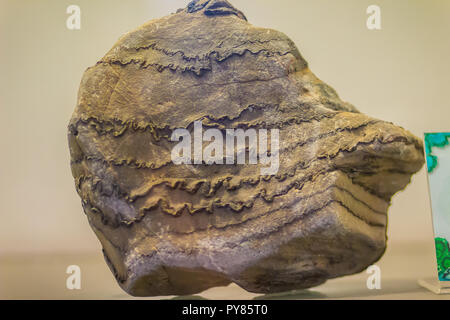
169 295 209 300
251 278 427 300
253 289 327 300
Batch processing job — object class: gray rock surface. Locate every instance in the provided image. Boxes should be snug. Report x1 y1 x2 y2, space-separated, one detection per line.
68 0 424 296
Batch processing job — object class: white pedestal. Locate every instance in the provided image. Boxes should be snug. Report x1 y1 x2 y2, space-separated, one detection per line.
418 278 450 294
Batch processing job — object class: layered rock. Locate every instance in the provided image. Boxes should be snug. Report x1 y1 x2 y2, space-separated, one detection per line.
68 0 424 296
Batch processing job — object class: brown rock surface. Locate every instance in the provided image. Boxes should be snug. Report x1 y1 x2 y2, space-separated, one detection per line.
68 0 424 296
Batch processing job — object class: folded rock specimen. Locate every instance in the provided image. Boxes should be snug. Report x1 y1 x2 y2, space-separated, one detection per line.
68 0 424 296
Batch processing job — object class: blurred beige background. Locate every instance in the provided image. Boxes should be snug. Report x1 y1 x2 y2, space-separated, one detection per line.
0 0 449 299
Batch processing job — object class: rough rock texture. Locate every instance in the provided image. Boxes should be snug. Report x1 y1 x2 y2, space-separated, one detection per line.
68 0 424 296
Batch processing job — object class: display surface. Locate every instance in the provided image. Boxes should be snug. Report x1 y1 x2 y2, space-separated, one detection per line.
424 133 450 281
68 0 424 296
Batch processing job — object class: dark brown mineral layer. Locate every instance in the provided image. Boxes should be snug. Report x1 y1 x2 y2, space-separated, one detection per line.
68 0 424 296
